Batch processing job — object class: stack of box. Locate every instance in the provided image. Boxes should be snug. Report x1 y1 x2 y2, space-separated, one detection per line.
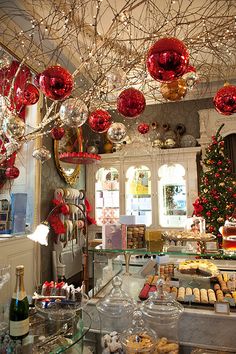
122 224 146 249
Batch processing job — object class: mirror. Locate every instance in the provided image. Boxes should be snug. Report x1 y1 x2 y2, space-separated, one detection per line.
54 127 83 185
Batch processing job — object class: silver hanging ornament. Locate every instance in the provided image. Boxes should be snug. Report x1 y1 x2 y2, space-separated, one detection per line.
32 146 51 163
59 98 88 127
2 109 25 139
107 122 127 143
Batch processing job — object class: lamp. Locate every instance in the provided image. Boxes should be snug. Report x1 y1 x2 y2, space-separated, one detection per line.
27 202 89 291
27 202 87 246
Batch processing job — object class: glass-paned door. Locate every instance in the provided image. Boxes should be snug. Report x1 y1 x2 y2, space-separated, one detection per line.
125 165 152 226
158 164 187 227
95 167 119 225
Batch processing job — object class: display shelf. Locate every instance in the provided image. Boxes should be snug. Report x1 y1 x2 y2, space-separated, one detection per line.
88 248 236 260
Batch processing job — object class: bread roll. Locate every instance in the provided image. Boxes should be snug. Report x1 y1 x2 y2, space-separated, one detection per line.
200 288 208 303
186 287 192 296
213 283 220 291
216 289 224 301
193 288 200 302
177 287 185 301
208 289 216 304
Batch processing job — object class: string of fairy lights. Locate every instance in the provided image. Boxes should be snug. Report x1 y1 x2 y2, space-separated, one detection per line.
0 0 235 169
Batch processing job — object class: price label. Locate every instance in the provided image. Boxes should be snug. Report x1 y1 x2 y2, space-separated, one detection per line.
169 280 180 288
184 294 195 303
224 297 235 307
214 302 230 314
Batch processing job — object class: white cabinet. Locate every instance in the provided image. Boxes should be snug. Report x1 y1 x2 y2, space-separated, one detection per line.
86 146 201 236
0 236 37 295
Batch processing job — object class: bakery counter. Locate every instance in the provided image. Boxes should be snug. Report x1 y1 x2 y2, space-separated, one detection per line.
85 270 236 352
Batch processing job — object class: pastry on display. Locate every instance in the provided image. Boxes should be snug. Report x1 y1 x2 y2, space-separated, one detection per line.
162 230 215 241
124 332 156 353
155 337 179 353
178 260 218 277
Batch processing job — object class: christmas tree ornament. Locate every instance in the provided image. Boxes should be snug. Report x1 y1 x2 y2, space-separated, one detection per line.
105 68 126 91
2 110 25 139
117 88 146 118
152 138 163 148
87 145 99 154
59 98 88 127
39 65 73 100
137 123 150 134
15 83 40 106
182 65 198 89
32 146 51 163
103 140 113 153
164 138 176 148
88 109 112 133
107 122 127 143
146 37 189 82
5 166 19 179
213 84 236 115
50 126 65 140
160 78 187 101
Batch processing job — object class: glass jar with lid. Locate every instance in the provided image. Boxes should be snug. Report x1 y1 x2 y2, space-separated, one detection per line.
141 279 184 353
96 276 136 353
121 310 157 353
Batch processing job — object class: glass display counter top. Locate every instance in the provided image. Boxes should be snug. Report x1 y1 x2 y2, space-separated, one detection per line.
0 309 91 353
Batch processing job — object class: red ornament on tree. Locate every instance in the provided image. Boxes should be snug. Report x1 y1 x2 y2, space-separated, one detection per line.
39 65 73 100
5 166 20 179
50 126 65 140
146 37 189 82
213 84 236 115
0 60 31 97
117 88 146 118
138 123 150 134
88 109 112 133
16 83 40 106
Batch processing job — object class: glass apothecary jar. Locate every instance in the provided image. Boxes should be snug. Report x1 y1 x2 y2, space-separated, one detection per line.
141 279 183 354
96 276 136 352
121 311 157 353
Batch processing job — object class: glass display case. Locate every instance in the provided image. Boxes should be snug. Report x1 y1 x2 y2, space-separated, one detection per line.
125 165 152 226
158 164 187 228
95 167 120 226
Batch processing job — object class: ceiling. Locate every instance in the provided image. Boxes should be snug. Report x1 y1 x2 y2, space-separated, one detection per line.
0 0 236 106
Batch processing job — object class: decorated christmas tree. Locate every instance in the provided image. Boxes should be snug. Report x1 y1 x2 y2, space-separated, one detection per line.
193 124 236 238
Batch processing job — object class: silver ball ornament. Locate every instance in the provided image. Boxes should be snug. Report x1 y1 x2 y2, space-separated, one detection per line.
107 122 127 143
59 98 88 127
2 110 25 139
32 147 51 163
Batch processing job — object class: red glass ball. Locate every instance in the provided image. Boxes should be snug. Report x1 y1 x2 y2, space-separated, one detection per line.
50 126 65 140
0 60 31 96
33 73 41 88
16 83 40 106
213 85 236 115
146 37 189 82
138 123 150 134
5 166 20 179
117 88 146 118
88 109 112 133
39 65 74 100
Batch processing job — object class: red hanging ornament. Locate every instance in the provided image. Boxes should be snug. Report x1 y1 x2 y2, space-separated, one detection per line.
117 88 146 118
15 83 40 106
137 123 150 134
0 60 31 97
88 109 112 133
5 166 20 179
146 37 189 82
213 84 236 115
39 65 73 100
50 126 65 140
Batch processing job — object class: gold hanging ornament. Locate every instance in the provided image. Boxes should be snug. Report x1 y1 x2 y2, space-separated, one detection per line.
160 78 187 101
